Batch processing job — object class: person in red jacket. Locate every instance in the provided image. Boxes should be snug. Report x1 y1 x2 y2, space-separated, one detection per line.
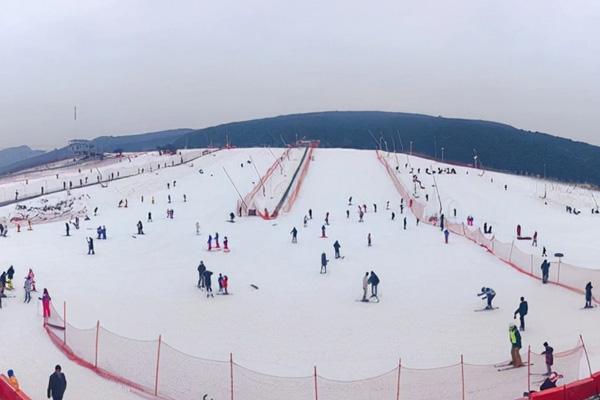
40 288 51 319
223 275 229 295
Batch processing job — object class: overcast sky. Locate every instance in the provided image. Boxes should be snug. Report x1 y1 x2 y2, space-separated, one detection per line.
1 1 599 149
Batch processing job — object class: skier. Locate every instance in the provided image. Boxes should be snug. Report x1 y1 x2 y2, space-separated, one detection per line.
207 235 213 251
373 203 377 213
24 276 32 303
584 282 593 308
47 365 67 400
358 209 364 222
196 222 200 235
440 213 445 231
303 216 308 227
517 224 522 237
320 252 328 274
444 229 450 244
65 222 70 237
137 221 144 235
87 237 95 255
368 271 380 298
223 275 229 295
183 194 187 202
391 212 395 221
541 342 554 376
532 231 538 247
513 297 528 331
509 323 524 367
148 212 152 222
291 227 298 243
477 287 496 310
215 232 220 248
367 233 372 247
28 268 36 292
6 265 15 290
403 217 407 230
204 270 214 297
197 261 206 288
168 194 171 204
229 212 235 223
40 288 52 318
386 201 390 210
542 246 547 257
400 204 404 214
223 236 229 252
218 274 224 294
321 225 326 238
308 209 313 219
540 259 550 284
325 212 330 225
333 240 341 259
348 196 353 205
361 272 369 302
346 210 350 219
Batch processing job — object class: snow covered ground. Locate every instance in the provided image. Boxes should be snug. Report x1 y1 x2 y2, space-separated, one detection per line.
1 148 599 398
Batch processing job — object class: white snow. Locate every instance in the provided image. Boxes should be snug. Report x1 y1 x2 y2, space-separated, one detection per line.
0 148 599 399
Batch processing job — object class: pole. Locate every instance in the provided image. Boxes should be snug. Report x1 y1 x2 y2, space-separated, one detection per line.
509 241 515 263
222 167 247 210
313 366 318 400
63 301 67 344
230 353 234 400
579 335 593 377
460 355 465 400
396 359 401 400
527 346 531 394
154 335 162 396
95 321 100 368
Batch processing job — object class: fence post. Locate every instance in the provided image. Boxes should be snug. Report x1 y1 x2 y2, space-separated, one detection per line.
460 355 465 400
527 346 531 394
313 366 319 400
95 321 100 368
530 254 534 275
63 301 67 345
579 335 593 377
396 358 401 400
509 241 515 263
557 259 561 283
154 335 162 396
230 353 234 400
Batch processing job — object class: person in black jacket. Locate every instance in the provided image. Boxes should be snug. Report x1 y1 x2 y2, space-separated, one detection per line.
204 270 214 298
514 297 528 331
47 365 67 400
333 241 341 259
197 261 206 288
584 282 593 308
540 260 551 284
320 252 328 274
6 265 15 290
368 271 380 298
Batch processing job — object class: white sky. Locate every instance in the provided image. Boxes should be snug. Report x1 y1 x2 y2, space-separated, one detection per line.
1 0 599 149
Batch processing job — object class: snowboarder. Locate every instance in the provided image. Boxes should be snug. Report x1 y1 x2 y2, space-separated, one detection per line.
47 365 67 400
367 233 372 247
197 261 206 288
444 229 449 244
24 276 32 303
584 282 593 308
320 252 328 274
361 272 369 302
333 240 341 258
207 235 213 251
137 221 144 235
477 287 496 309
291 227 298 243
321 225 326 238
509 323 524 367
541 342 554 376
368 271 380 298
513 297 528 331
40 288 51 318
87 237 95 255
540 260 550 284
204 270 214 297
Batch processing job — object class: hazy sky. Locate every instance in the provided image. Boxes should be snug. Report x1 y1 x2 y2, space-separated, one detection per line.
1 1 599 149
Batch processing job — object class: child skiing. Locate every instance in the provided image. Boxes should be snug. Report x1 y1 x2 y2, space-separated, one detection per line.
477 287 496 310
24 276 32 303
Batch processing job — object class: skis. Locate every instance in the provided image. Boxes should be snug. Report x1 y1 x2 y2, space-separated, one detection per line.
497 363 532 372
474 307 499 312
356 297 380 303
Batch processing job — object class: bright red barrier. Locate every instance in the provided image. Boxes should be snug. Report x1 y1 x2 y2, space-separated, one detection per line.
0 375 32 400
564 377 596 400
530 386 565 400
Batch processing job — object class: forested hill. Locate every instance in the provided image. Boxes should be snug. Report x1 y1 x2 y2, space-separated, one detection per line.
174 111 600 186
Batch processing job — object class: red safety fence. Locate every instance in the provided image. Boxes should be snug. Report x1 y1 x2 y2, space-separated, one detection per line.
376 151 600 304
43 301 596 400
0 375 32 400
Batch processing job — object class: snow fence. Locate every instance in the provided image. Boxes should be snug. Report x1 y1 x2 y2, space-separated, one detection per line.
376 150 600 304
43 301 594 400
0 375 32 400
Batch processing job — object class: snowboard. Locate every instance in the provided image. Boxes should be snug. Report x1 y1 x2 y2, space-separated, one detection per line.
250 284 259 290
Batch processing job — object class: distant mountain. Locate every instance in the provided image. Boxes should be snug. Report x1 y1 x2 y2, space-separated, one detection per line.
0 129 193 176
0 145 45 169
174 111 600 186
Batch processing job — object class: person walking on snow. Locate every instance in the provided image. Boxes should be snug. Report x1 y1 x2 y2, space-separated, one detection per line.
541 260 551 284
333 240 341 258
532 231 538 247
368 271 380 298
477 287 496 309
204 270 214 298
47 365 67 400
514 297 528 331
541 342 554 376
320 252 328 274
207 235 213 251
40 288 51 318
509 324 524 367
291 227 298 243
308 209 313 219
197 261 206 288
321 225 326 238
584 282 593 308
361 272 369 302
444 229 450 244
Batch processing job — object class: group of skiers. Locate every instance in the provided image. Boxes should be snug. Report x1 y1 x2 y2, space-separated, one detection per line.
197 261 229 297
1 265 39 309
207 232 230 252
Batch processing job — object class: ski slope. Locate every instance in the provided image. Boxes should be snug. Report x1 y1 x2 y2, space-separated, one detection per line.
0 148 599 398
